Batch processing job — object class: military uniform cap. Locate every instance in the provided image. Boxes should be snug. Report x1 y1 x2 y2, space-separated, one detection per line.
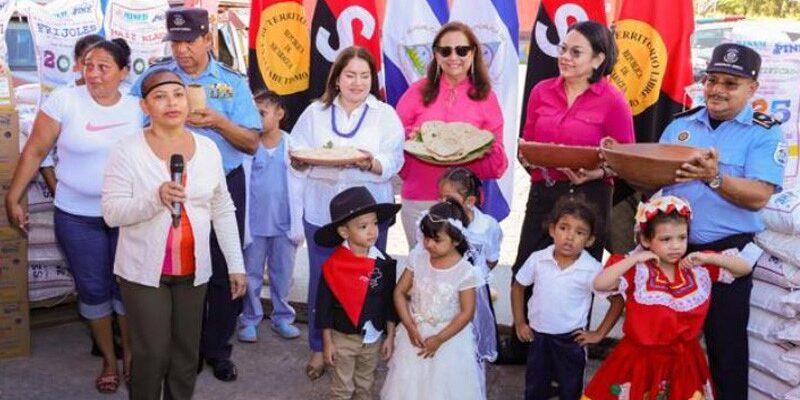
706 43 761 80
164 7 209 42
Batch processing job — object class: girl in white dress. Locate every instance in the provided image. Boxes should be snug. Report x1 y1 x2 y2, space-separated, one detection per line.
381 200 483 400
438 167 502 395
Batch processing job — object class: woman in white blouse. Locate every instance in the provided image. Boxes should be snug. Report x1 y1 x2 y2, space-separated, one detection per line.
102 69 245 400
289 46 405 380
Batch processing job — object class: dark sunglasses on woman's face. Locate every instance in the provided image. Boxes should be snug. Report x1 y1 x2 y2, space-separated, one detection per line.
434 45 473 58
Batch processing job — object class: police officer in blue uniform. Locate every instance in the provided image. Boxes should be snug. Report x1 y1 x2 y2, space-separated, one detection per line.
132 7 260 382
660 43 785 399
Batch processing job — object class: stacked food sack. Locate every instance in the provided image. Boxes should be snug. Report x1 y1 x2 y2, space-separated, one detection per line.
748 187 800 399
18 104 74 306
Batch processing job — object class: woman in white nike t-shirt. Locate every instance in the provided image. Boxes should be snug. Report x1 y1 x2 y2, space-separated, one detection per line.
4 38 142 394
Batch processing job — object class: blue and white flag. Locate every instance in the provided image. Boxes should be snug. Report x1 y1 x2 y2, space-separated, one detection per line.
451 0 519 221
382 0 449 106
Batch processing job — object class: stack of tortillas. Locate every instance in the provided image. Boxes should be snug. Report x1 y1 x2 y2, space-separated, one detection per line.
291 144 368 166
404 121 494 165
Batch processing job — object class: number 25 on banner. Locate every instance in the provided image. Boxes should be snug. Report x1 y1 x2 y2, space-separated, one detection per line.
753 98 792 124
535 3 589 58
43 50 71 73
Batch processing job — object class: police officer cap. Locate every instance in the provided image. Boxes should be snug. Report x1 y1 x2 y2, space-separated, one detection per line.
164 7 209 42
705 43 761 80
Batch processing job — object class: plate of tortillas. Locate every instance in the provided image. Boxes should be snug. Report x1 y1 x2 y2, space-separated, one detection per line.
290 142 370 166
404 121 495 165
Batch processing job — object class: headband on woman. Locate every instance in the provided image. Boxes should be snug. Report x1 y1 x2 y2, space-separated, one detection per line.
140 68 186 98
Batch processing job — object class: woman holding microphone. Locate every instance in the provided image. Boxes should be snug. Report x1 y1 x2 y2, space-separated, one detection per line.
102 68 245 400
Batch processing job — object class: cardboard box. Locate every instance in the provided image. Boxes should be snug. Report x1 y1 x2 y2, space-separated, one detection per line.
0 300 30 359
0 227 27 302
0 111 19 181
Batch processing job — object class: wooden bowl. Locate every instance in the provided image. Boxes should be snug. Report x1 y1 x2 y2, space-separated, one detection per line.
518 141 601 170
601 142 707 189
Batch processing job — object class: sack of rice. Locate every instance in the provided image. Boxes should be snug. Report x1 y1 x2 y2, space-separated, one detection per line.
780 346 800 366
750 336 800 385
749 307 790 344
760 188 800 234
775 318 800 344
755 231 800 268
754 253 800 289
752 280 798 318
749 368 791 400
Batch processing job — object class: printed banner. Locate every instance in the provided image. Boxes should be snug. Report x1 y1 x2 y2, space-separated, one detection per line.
731 27 800 190
104 0 169 87
519 0 606 136
18 0 104 95
610 0 694 143
309 0 381 101
381 0 448 106
451 0 519 221
248 0 310 130
0 0 15 62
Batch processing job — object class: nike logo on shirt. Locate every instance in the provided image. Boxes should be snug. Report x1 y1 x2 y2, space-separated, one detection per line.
85 122 130 132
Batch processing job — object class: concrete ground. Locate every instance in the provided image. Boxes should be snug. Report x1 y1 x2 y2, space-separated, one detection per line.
0 164 615 399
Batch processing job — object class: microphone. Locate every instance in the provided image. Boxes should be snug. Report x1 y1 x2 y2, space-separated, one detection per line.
170 154 184 228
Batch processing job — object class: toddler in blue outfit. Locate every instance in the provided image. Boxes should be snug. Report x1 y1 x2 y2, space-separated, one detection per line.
239 90 305 342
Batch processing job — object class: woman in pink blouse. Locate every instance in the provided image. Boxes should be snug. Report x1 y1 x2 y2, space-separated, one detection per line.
499 21 633 364
396 21 508 248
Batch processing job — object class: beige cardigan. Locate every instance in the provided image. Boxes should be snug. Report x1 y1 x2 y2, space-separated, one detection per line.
101 132 244 288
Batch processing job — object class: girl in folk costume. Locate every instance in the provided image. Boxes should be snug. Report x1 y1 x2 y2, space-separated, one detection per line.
438 167 501 394
583 196 752 400
382 200 483 400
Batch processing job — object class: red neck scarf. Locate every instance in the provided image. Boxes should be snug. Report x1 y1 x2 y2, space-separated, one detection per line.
321 246 377 326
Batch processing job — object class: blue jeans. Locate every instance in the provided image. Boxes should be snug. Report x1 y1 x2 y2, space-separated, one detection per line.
240 235 298 327
53 207 123 319
303 219 389 352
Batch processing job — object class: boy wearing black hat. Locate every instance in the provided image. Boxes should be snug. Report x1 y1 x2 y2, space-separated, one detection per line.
314 186 400 400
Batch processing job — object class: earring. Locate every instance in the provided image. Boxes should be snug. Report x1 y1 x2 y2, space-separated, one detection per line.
470 63 475 80
435 64 441 81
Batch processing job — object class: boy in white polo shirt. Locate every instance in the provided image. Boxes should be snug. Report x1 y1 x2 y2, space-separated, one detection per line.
511 196 624 400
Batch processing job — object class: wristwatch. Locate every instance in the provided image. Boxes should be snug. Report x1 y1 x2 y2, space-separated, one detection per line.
708 173 723 189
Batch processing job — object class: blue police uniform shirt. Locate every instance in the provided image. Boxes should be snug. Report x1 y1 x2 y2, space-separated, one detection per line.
249 135 290 237
131 56 261 174
660 104 785 244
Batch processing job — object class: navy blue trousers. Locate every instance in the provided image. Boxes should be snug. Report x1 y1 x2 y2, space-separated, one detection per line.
689 233 754 400
525 330 585 400
200 166 246 361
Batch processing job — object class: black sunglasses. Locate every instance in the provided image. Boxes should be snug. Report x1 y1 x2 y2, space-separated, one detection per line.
434 45 473 58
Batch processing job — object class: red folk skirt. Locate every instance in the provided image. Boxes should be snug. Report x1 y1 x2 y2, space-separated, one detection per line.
581 338 714 400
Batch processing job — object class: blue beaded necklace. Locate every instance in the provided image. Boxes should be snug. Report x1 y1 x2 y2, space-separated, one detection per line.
331 103 369 138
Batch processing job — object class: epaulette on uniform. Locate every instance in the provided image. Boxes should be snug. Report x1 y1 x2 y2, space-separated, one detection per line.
218 62 246 77
673 106 704 119
753 111 779 129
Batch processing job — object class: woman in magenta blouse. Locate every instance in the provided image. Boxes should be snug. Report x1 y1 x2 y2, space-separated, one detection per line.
501 19 633 366
514 20 634 267
396 21 508 248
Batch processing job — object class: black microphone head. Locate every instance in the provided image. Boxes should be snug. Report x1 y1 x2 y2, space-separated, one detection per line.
170 154 184 173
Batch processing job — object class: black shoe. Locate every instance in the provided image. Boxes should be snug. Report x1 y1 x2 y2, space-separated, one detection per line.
207 358 237 382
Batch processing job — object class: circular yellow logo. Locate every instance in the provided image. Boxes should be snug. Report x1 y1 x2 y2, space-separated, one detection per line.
255 2 310 95
610 20 668 115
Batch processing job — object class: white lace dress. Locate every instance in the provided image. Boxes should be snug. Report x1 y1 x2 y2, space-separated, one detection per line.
381 248 483 400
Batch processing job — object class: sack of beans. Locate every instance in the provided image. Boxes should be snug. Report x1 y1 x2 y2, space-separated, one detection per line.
760 188 800 235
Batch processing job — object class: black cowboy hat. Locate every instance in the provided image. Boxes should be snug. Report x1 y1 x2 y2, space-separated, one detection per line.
314 186 401 248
